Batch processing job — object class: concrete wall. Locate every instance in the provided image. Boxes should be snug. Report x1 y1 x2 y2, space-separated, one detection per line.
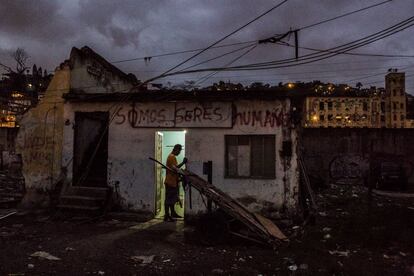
16 64 70 191
301 128 414 188
69 47 135 94
62 99 299 216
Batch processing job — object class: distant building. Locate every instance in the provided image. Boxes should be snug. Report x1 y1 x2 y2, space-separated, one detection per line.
385 71 407 128
303 71 410 128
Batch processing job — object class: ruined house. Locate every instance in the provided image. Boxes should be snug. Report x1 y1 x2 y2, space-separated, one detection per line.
17 46 299 217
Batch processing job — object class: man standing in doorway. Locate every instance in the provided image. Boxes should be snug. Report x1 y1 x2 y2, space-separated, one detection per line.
164 144 187 222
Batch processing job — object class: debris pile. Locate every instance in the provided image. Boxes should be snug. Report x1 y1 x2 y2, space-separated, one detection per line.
0 172 24 208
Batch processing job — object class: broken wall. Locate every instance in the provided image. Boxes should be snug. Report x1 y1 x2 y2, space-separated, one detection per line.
69 46 135 94
15 64 70 191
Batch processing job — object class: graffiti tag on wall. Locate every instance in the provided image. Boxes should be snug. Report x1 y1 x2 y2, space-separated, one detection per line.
175 102 231 127
115 103 175 128
114 102 232 128
329 155 369 180
87 64 115 92
114 101 290 129
21 132 56 165
233 107 289 128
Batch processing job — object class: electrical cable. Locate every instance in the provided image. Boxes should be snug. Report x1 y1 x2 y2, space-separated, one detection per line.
298 0 393 31
196 44 259 85
176 43 258 73
276 41 414 59
229 16 414 69
141 0 290 83
110 41 258 63
161 16 414 74
111 0 392 65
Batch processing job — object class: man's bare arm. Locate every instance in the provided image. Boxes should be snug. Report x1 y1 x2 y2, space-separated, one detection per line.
177 157 188 169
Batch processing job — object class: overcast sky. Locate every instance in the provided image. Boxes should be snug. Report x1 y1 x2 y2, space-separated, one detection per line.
0 0 413 90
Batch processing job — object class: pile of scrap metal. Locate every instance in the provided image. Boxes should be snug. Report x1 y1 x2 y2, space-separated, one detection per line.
150 158 288 247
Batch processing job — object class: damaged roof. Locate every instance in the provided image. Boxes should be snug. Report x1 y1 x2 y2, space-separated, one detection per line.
70 46 139 85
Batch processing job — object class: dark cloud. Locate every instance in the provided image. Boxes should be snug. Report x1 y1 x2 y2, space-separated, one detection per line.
0 0 76 41
0 0 413 90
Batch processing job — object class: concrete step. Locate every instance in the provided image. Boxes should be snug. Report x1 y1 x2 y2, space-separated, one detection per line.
60 195 105 208
57 186 111 214
56 204 101 212
67 186 109 198
0 198 21 208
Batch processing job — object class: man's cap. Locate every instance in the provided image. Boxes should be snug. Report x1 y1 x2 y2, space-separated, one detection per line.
173 144 182 150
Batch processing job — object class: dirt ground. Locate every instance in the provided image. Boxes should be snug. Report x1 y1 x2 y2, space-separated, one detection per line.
1 184 414 276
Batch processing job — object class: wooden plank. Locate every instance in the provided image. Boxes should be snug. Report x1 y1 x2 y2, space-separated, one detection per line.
149 158 288 246
0 211 17 220
184 173 279 242
299 155 317 210
254 213 289 241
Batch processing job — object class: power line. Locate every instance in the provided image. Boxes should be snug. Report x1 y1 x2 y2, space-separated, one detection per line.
162 16 414 74
111 0 393 65
232 16 414 69
0 62 12 72
176 43 257 73
124 55 414 74
298 0 392 31
142 0 290 84
161 64 414 80
343 65 414 83
277 41 414 59
196 44 259 85
363 72 414 85
110 41 257 63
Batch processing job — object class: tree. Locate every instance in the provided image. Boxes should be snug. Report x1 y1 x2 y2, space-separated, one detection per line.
32 64 38 76
11 48 29 74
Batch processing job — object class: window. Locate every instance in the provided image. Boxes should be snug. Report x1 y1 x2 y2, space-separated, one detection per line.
401 103 404 109
393 89 396 96
225 135 275 179
327 101 333 110
381 102 385 112
328 114 333 121
363 102 368 111
320 115 325 121
381 115 385 122
319 102 325 110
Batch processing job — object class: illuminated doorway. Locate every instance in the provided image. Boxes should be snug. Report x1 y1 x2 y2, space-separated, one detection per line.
154 130 186 219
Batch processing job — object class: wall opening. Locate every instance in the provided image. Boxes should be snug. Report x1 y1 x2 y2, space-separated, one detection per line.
73 112 109 187
154 130 186 219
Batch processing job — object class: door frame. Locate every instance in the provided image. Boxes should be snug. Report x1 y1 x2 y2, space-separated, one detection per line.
72 111 109 187
154 131 163 216
153 130 187 217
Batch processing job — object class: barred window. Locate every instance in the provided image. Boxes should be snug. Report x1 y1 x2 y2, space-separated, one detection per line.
319 102 325 110
225 135 275 179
